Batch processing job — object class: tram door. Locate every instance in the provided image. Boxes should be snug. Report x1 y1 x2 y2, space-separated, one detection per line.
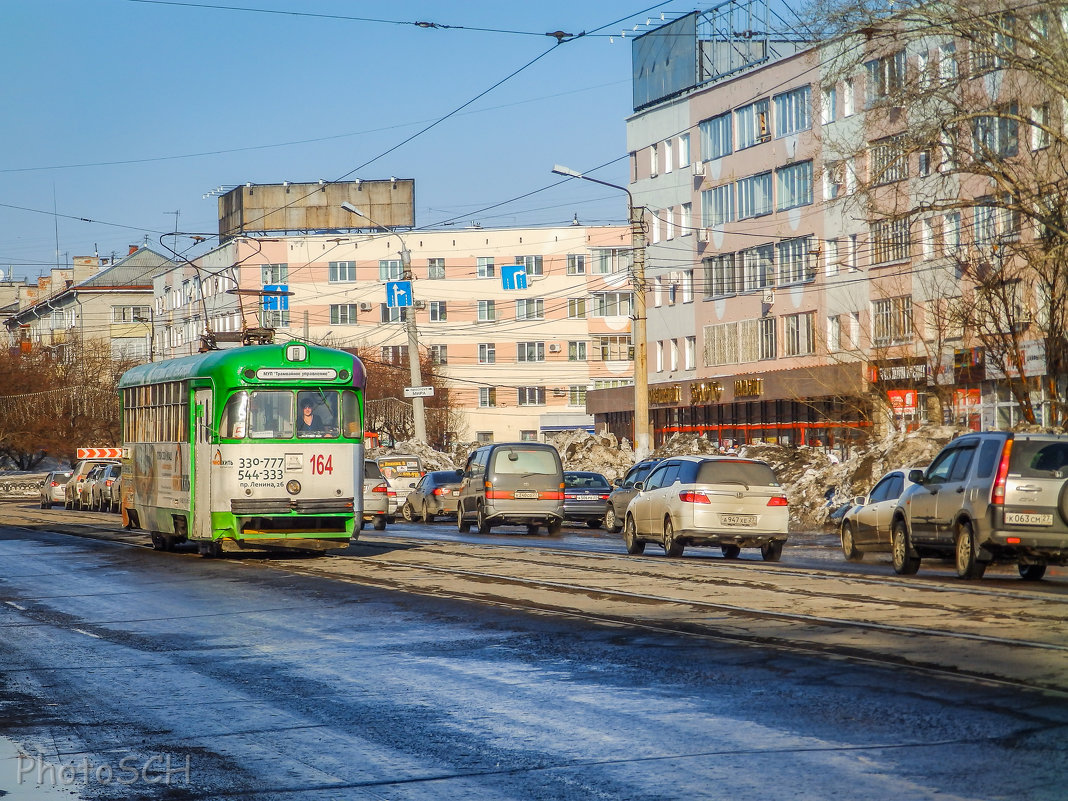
193 389 214 540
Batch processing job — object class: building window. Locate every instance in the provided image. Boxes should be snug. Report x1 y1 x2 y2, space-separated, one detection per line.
821 86 837 123
380 304 406 323
669 339 679 371
865 50 906 105
870 137 909 184
566 254 586 275
478 343 496 364
568 386 587 407
700 111 733 160
824 161 844 200
871 219 911 264
261 263 288 284
476 430 494 443
684 336 696 370
515 298 544 320
591 248 630 274
735 99 770 149
379 259 403 281
594 335 633 361
567 298 586 319
678 133 690 168
681 270 694 303
429 301 447 322
330 304 358 324
519 430 538 442
517 342 545 362
827 315 843 352
943 212 962 254
702 184 734 227
477 300 496 322
329 261 356 282
737 172 773 219
655 341 664 372
427 258 445 279
1031 103 1051 150
775 161 813 210
591 292 633 317
680 202 692 234
777 236 815 285
649 142 659 176
664 138 673 173
938 42 958 82
113 305 151 323
262 309 290 328
872 297 914 345
783 312 816 356
703 322 739 367
517 387 546 406
774 85 812 136
515 255 544 277
429 344 448 365
825 238 840 276
741 244 775 291
568 341 587 361
477 257 495 278
706 253 737 296
973 103 1019 159
843 78 856 116
381 345 409 365
478 388 496 408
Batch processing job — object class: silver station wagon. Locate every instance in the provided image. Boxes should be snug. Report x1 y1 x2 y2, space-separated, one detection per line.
623 455 789 560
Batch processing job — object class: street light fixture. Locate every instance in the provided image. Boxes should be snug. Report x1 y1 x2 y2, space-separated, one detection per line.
551 164 651 458
341 202 428 444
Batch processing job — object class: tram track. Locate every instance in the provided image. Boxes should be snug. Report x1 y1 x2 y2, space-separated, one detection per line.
6 505 1068 695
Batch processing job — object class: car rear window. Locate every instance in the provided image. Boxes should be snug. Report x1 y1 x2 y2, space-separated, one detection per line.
696 460 780 487
1012 440 1068 478
565 474 610 489
491 447 558 475
364 461 384 479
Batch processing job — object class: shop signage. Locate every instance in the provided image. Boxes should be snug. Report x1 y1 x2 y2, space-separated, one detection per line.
734 378 763 397
690 381 723 404
887 389 919 415
649 385 682 405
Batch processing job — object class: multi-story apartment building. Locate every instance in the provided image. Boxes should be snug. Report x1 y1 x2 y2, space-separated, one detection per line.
4 247 173 361
589 3 1064 447
155 225 634 443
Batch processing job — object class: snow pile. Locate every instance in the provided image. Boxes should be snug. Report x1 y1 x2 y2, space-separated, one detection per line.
368 440 459 472
545 430 636 481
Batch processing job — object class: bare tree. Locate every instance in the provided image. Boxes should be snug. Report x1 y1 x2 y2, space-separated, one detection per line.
811 0 1068 426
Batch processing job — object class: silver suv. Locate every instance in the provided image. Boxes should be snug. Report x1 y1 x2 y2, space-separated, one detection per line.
892 432 1068 580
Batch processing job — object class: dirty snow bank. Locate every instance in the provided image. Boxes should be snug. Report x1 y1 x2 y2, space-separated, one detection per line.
371 425 984 530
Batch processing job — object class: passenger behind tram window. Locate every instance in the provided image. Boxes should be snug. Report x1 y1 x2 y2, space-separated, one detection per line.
249 391 294 438
297 391 339 438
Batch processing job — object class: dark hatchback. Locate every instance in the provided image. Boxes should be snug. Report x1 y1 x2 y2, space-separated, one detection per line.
604 459 661 533
563 471 612 528
401 469 464 522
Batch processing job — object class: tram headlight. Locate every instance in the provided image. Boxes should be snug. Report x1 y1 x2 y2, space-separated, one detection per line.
286 479 301 495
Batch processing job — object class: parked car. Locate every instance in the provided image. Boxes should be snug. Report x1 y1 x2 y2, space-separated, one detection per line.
603 459 661 533
457 442 565 536
892 432 1068 580
376 455 424 516
360 460 390 532
77 464 109 510
64 459 117 510
622 456 789 560
89 464 123 512
400 470 463 522
563 471 612 528
40 470 72 508
838 469 918 561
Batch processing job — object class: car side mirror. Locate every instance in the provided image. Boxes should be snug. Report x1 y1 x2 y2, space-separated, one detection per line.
908 469 925 484
455 469 464 479
853 495 865 506
612 477 622 487
633 481 644 492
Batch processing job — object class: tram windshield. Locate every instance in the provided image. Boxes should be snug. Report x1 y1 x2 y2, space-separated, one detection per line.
220 389 359 440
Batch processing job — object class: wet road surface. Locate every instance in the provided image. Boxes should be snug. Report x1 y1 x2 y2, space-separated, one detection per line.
0 513 1066 799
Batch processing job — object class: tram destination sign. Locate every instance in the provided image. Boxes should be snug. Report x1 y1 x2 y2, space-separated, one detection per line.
256 368 338 381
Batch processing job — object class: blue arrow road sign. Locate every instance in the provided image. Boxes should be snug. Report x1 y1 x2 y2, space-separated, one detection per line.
262 284 289 311
501 264 528 290
385 280 413 308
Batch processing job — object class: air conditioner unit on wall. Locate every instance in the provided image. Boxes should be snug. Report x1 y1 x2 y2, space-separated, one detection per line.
692 161 705 177
698 228 710 243
548 343 561 353
358 302 373 312
413 300 426 310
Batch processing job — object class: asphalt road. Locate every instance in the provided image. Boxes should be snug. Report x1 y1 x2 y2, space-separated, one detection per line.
1 512 1066 800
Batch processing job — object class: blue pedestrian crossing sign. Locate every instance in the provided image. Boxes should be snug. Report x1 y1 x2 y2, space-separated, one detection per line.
385 280 413 308
501 264 528 291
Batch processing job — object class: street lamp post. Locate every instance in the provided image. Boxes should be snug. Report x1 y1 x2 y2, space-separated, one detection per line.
551 165 651 458
340 202 428 444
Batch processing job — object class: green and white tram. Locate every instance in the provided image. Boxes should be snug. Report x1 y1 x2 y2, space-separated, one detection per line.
118 342 366 556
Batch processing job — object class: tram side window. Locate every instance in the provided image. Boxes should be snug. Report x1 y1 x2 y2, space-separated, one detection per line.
297 390 339 438
220 391 249 438
341 390 362 439
249 391 294 438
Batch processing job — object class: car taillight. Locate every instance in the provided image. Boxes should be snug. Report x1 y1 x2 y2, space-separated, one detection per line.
371 484 387 493
767 496 788 506
486 489 512 499
991 440 1013 505
599 494 609 500
433 487 446 495
679 491 710 504
542 490 564 500
105 479 114 487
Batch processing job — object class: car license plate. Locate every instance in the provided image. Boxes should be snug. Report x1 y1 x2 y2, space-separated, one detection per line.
1006 512 1054 526
576 494 598 501
721 514 756 526
514 490 539 499
451 490 459 496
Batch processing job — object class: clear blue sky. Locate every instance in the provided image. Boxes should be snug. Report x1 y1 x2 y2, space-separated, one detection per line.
1 0 697 280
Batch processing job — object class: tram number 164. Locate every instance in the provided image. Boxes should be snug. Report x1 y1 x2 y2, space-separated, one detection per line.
311 454 333 475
